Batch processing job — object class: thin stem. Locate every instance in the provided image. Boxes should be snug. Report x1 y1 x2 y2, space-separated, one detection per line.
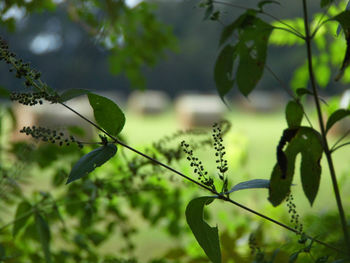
264 64 313 128
302 0 350 253
331 129 350 151
221 195 345 254
211 0 304 39
311 4 331 38
331 141 350 153
59 103 346 254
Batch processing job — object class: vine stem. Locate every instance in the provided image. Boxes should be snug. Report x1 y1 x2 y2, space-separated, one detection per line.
302 0 350 253
60 102 345 254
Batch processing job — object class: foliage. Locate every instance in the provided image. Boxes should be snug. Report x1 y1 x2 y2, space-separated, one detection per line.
0 0 176 88
1 0 350 262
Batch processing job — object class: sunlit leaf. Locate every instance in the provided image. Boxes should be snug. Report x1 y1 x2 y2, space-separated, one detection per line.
285 101 303 128
35 213 51 263
13 201 32 237
66 143 117 184
88 93 125 136
269 127 323 206
326 109 350 133
59 89 90 102
227 179 270 194
186 196 221 263
315 63 331 87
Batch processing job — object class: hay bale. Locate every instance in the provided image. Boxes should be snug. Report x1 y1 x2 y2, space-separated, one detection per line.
175 94 226 128
127 90 170 115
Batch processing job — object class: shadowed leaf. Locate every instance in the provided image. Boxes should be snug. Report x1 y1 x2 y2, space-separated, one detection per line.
88 93 125 136
67 143 117 184
285 101 303 128
186 196 221 263
227 179 270 194
216 12 273 98
59 89 90 102
269 127 323 206
35 213 51 263
326 109 350 133
13 201 32 237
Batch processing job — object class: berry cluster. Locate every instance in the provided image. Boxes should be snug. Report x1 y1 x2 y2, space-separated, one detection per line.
0 38 40 81
20 126 83 148
10 92 59 106
212 123 228 192
286 193 303 234
0 37 56 99
181 140 215 190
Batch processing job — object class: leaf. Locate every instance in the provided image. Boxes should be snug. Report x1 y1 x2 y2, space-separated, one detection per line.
326 109 350 133
296 88 313 97
59 89 90 102
216 12 273 98
269 127 323 206
227 179 270 194
320 0 333 8
285 101 303 128
88 93 125 136
186 196 221 263
0 86 10 99
35 213 51 263
214 45 236 99
13 201 32 237
66 143 117 184
0 243 5 259
289 251 300 263
258 0 280 10
331 11 350 81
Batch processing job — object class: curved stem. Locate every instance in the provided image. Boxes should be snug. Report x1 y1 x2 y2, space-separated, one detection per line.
331 129 350 151
264 64 314 128
331 141 350 153
59 102 346 254
211 0 304 39
302 0 350 253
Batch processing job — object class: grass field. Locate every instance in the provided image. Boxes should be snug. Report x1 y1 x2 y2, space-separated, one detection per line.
117 107 350 259
2 105 350 261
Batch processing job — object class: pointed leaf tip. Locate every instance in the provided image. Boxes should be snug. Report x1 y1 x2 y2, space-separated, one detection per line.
227 179 270 194
186 196 221 263
88 93 125 136
66 143 117 184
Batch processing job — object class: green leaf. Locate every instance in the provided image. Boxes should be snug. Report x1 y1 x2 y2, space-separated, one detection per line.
0 86 10 99
66 143 117 184
88 93 125 136
285 101 303 128
59 89 90 102
0 243 5 259
35 213 51 263
330 11 350 81
269 127 323 206
216 12 273 98
227 179 270 194
326 109 350 133
296 88 313 97
289 251 300 263
321 0 333 8
258 0 280 10
13 201 32 237
214 45 236 99
186 196 221 263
